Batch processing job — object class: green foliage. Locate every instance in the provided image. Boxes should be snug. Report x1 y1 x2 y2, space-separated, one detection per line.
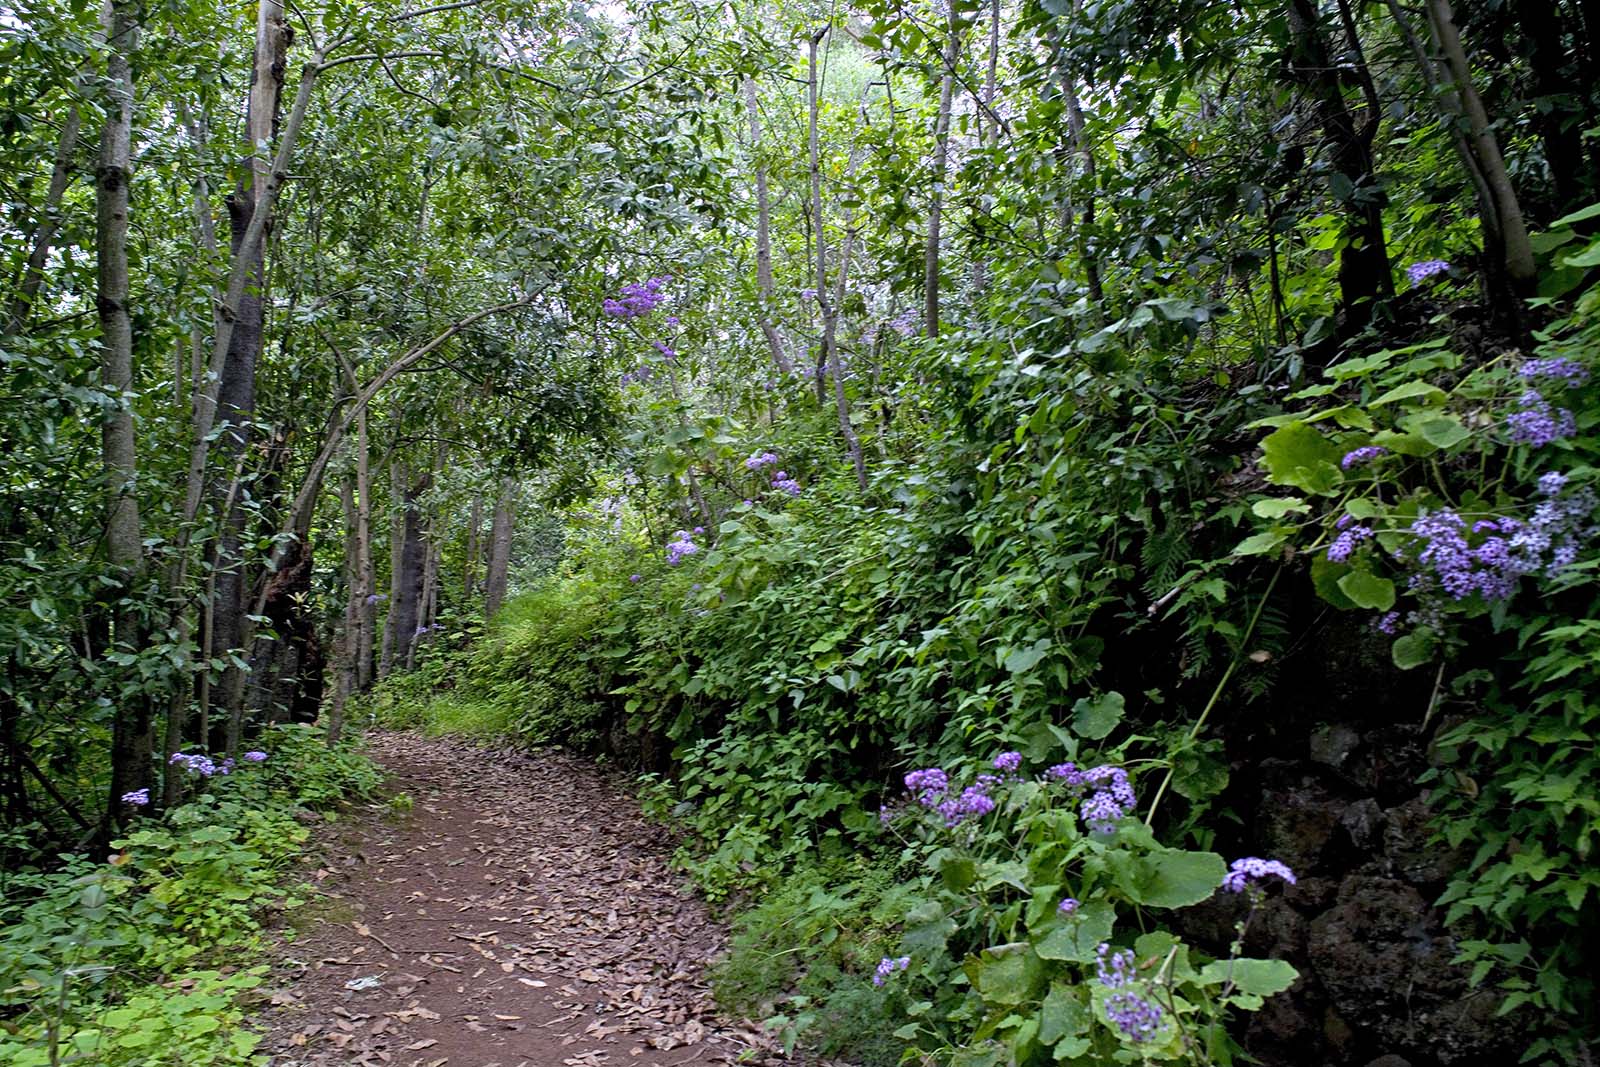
1231 222 1600 1058
0 731 380 1065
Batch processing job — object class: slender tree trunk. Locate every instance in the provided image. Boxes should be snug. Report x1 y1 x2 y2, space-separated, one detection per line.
327 474 359 744
744 76 794 377
211 0 292 730
355 409 376 689
1286 0 1391 334
1425 0 1537 291
464 492 483 600
98 0 148 822
5 109 83 337
484 479 515 619
378 459 404 680
968 0 1000 295
925 25 959 338
387 481 426 671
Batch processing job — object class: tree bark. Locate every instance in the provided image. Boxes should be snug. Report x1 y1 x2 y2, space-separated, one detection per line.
484 478 515 619
386 480 427 670
355 408 376 689
5 108 83 337
464 491 483 600
98 0 149 823
1425 0 1537 291
210 0 292 731
744 75 795 377
1286 0 1392 332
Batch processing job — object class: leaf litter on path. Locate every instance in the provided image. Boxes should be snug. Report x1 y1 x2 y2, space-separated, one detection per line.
260 731 785 1067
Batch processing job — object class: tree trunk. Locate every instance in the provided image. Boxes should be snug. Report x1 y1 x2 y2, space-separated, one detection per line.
484 479 515 619
386 480 426 671
355 408 376 689
968 0 1000 295
464 492 483 600
925 25 959 338
744 75 794 377
1286 0 1392 332
327 473 359 744
211 0 292 731
98 0 149 822
1425 0 1537 291
5 108 83 337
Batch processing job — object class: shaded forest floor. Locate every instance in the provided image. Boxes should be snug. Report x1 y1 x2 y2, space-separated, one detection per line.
258 733 774 1067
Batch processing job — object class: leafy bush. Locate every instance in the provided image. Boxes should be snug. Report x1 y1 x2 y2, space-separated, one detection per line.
0 727 380 1065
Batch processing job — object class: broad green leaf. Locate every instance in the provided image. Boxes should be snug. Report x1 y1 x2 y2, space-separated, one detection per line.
1233 530 1286 557
1038 983 1091 1044
1071 691 1125 740
1259 422 1344 494
1337 570 1395 611
1128 849 1227 909
1391 631 1434 669
1370 380 1446 407
1198 958 1299 997
1251 497 1309 519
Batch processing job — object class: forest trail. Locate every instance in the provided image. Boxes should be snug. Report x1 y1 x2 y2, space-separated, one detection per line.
260 732 770 1067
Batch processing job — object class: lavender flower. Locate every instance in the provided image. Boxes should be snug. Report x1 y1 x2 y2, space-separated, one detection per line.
800 288 817 301
744 451 779 471
1106 990 1165 1043
904 768 949 806
887 307 921 338
665 530 699 566
602 277 668 319
169 752 217 777
364 593 386 606
1519 357 1590 387
1057 897 1080 915
992 751 1022 774
1096 943 1136 989
629 573 641 583
1406 259 1451 284
1221 856 1297 893
243 751 267 762
1044 762 1084 785
872 956 911 986
1080 766 1136 834
1327 523 1374 563
121 788 150 806
1375 611 1401 635
1506 389 1576 447
1538 471 1569 496
665 315 680 327
1340 446 1387 470
937 784 997 827
771 472 802 496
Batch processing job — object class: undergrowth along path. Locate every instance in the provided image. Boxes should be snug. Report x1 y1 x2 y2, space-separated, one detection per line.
262 732 770 1067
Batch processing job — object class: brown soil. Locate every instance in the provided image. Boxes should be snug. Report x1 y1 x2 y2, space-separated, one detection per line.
261 732 772 1067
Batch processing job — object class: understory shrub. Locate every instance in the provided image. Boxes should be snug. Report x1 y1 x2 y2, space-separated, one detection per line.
0 725 380 1065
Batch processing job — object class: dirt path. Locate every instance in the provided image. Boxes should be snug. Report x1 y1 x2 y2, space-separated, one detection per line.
261 732 769 1067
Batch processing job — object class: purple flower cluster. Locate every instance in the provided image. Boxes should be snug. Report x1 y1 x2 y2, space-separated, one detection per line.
1340 446 1387 470
1106 990 1165 1043
1505 389 1577 447
1408 486 1596 601
666 530 699 565
602 277 668 319
902 765 1000 827
800 288 817 301
873 955 910 986
413 622 445 638
1221 856 1296 893
1519 357 1590 387
992 751 1022 774
121 788 150 806
652 340 677 360
745 451 779 471
1045 763 1137 834
364 593 387 606
1327 520 1374 562
887 307 921 338
169 752 219 777
1406 259 1451 284
1057 897 1080 915
629 573 642 583
620 364 655 387
1095 944 1164 1042
771 471 801 497
1096 943 1135 988
243 750 267 762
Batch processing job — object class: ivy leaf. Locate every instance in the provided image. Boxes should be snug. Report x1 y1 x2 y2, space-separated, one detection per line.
1199 958 1299 997
1337 570 1395 611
